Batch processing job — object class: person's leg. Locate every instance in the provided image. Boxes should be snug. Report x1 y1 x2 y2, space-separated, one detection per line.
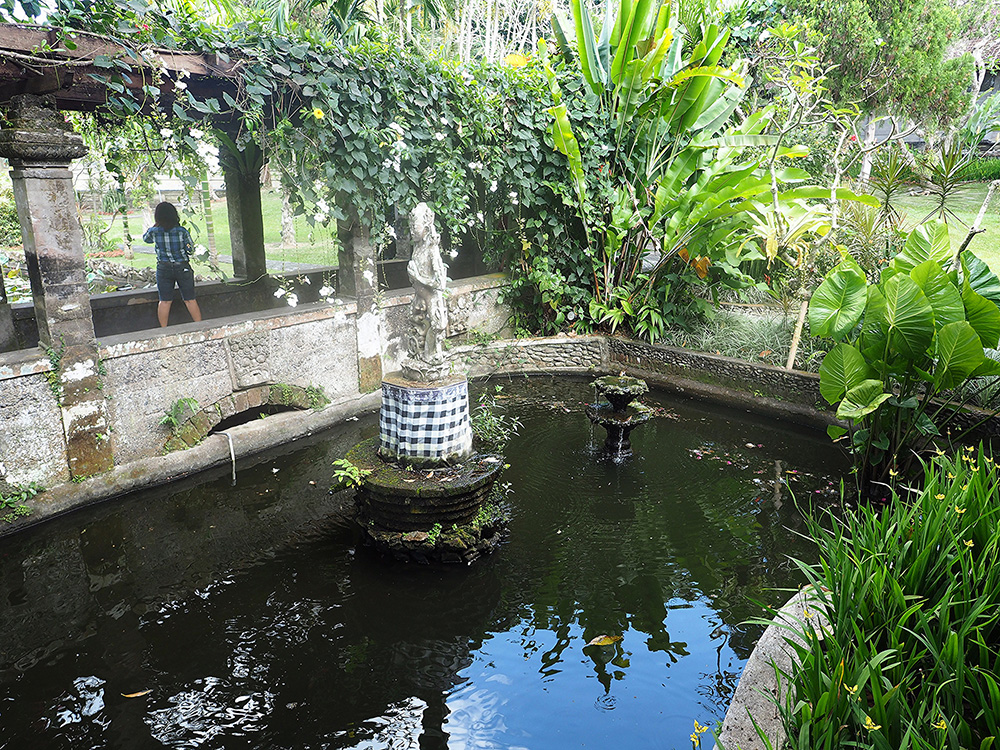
156 264 174 327
178 264 201 323
183 299 202 322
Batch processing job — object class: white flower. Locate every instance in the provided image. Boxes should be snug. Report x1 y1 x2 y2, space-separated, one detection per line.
313 179 324 192
385 224 397 239
441 116 449 126
274 288 287 298
434 132 445 141
468 161 483 171
301 276 311 285
160 128 173 138
319 285 334 297
490 179 498 192
286 293 298 307
316 198 329 214
476 211 484 222
509 191 518 199
314 213 325 223
189 128 203 139
449 249 458 259
175 80 187 91
388 122 405 138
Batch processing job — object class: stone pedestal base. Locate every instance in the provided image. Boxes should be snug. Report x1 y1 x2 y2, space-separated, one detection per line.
378 372 472 468
347 437 509 564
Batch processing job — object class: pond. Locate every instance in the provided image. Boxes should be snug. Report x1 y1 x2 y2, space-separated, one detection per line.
0 376 847 749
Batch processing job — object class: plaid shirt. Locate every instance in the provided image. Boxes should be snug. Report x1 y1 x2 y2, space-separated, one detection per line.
143 225 193 264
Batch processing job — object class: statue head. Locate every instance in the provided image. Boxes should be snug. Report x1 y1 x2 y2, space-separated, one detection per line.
410 202 440 252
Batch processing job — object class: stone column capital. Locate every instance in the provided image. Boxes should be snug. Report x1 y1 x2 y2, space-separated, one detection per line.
0 93 87 165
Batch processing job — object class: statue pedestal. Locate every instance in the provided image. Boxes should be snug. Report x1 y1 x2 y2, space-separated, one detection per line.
378 372 473 468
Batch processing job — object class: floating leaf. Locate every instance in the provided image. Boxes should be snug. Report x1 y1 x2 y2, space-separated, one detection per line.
121 689 153 698
587 634 622 646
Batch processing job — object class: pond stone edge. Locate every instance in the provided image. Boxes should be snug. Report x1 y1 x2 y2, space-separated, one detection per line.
713 588 828 750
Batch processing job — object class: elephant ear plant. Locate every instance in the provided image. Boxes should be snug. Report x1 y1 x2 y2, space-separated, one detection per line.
809 219 1000 497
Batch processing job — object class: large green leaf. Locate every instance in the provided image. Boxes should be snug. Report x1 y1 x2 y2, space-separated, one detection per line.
909 260 963 330
570 0 606 93
933 321 986 390
878 274 935 360
963 252 1000 305
808 269 868 340
609 0 654 85
890 220 951 274
818 343 874 405
546 104 586 206
962 281 1000 349
837 379 892 421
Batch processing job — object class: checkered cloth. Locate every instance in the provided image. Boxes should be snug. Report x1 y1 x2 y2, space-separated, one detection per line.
143 225 194 264
380 380 473 460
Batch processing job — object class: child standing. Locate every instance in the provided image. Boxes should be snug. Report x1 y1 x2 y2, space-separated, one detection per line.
143 202 203 327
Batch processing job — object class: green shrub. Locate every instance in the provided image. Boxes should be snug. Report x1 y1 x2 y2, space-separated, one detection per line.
773 446 1000 749
959 156 1000 183
0 189 20 247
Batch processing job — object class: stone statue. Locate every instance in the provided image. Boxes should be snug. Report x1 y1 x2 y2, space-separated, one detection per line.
401 203 449 381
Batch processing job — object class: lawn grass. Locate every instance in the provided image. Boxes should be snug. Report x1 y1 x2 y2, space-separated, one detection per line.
86 189 341 275
892 181 1000 272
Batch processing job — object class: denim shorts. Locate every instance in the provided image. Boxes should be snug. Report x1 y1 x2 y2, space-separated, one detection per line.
156 262 196 301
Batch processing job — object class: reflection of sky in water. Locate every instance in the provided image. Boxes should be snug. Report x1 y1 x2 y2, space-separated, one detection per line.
328 696 427 749
444 599 737 749
146 677 274 748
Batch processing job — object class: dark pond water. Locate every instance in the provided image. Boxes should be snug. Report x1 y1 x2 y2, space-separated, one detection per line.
0 376 847 750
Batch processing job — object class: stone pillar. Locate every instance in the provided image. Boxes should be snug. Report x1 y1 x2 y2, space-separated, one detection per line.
219 138 267 281
0 94 113 478
337 202 382 392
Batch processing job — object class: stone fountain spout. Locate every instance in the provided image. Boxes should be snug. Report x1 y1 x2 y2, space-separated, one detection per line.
585 375 653 457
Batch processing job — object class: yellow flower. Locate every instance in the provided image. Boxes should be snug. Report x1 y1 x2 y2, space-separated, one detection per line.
948 472 955 479
933 717 947 730
955 506 966 514
312 107 325 119
864 716 882 731
845 684 859 696
965 539 975 548
889 468 899 477
966 445 975 452
935 448 945 456
962 484 969 491
935 493 946 500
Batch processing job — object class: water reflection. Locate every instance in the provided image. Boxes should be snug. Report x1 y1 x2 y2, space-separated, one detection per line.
0 376 845 749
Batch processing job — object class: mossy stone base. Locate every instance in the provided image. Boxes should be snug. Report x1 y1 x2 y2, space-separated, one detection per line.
347 437 504 531
360 511 509 564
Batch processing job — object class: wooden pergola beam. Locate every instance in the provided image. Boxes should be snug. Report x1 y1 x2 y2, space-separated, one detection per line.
0 22 238 112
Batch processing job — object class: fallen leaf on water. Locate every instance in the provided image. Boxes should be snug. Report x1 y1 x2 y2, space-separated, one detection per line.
587 634 622 647
426 472 434 479
122 690 153 698
403 478 416 483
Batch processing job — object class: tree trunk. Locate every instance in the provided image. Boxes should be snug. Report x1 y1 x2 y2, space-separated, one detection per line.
200 168 218 266
120 200 133 259
858 118 879 186
280 186 296 248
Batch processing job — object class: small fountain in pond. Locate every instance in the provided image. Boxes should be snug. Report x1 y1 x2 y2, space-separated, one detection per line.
345 203 507 563
586 375 653 457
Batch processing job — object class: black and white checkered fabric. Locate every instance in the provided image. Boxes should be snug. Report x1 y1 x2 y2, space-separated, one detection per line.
380 380 473 460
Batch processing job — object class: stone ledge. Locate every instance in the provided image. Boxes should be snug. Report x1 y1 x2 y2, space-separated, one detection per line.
714 589 828 750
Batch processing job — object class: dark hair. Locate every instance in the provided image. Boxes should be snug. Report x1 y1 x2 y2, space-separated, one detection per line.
154 202 180 230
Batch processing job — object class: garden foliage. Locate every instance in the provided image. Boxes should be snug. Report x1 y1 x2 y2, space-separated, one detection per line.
773 447 1000 749
809 220 1000 493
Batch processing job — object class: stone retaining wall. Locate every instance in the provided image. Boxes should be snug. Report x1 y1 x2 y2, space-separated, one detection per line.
0 274 509 493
